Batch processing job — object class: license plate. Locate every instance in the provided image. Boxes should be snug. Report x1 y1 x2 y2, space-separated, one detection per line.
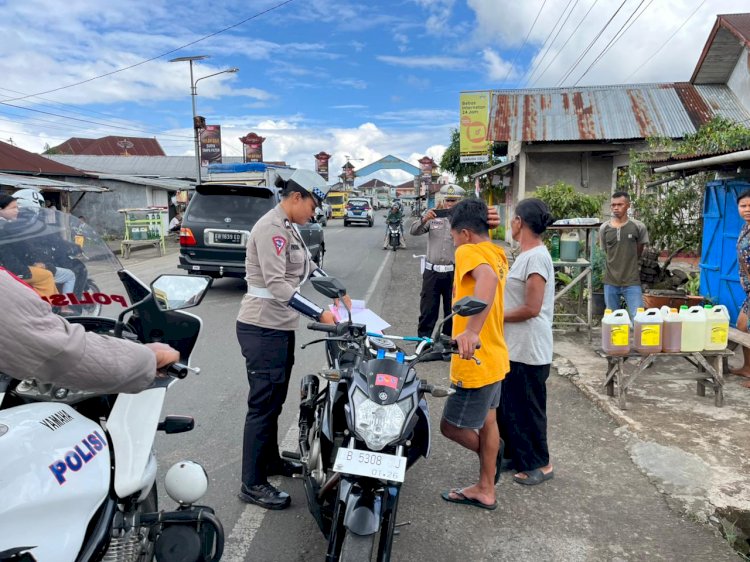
213 232 242 244
333 447 406 482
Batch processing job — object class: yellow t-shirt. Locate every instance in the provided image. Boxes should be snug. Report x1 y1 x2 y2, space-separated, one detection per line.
450 241 510 388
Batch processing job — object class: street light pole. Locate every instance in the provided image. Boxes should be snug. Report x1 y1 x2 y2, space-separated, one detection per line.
170 56 239 184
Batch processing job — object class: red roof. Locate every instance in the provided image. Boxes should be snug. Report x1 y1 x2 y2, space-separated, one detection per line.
359 178 393 188
50 136 166 156
0 141 86 176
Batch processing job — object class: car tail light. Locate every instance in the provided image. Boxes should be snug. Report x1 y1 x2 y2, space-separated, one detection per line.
346 204 352 210
364 205 370 210
180 227 197 246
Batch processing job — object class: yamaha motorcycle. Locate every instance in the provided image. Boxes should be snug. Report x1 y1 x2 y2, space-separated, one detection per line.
0 212 225 562
290 277 485 562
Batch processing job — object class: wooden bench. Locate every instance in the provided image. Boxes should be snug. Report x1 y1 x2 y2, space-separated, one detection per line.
120 239 164 259
725 326 750 371
596 348 732 409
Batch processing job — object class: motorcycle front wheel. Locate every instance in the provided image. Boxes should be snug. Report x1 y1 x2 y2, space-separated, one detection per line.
340 531 375 562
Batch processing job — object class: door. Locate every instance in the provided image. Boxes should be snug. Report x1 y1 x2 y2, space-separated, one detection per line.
700 180 750 323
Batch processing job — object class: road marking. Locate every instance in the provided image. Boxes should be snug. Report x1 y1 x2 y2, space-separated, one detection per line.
364 250 393 304
226 250 393 559
223 424 299 562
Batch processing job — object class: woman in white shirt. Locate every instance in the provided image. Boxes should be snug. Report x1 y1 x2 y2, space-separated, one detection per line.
499 198 556 486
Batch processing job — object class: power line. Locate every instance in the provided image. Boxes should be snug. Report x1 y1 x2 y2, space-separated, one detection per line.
555 0 629 87
0 0 295 104
500 0 548 85
521 0 579 86
573 0 652 85
529 0 601 87
622 0 707 83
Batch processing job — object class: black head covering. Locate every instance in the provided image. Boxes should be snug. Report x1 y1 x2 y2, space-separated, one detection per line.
0 193 15 209
516 198 555 235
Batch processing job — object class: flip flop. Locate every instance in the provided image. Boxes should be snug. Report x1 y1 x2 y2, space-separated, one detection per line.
441 488 497 511
513 468 554 486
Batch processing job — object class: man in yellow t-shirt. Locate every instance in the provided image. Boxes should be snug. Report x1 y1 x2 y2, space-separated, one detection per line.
439 198 509 511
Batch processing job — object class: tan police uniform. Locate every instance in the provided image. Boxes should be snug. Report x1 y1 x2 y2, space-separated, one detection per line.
409 184 465 337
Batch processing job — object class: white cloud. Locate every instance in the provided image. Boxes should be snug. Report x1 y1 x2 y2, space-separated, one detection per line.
482 48 517 83
413 0 456 36
377 55 467 69
333 79 368 90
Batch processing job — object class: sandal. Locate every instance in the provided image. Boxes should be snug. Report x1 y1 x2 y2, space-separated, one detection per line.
513 468 554 486
441 488 497 510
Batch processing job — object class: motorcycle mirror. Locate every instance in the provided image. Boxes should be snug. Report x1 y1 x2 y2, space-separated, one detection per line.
311 277 347 299
151 274 212 311
452 296 487 317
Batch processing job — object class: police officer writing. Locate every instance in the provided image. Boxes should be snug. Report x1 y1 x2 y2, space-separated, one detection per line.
236 169 346 510
410 184 501 338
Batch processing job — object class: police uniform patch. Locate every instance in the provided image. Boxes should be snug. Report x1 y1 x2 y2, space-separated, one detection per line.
272 235 287 255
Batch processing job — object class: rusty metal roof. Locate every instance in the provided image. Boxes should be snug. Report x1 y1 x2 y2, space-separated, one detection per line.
0 141 86 176
485 83 750 143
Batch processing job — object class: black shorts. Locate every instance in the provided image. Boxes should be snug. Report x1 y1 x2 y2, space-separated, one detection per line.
442 381 502 430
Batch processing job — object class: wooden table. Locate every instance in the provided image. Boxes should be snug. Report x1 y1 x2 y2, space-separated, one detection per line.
595 349 733 409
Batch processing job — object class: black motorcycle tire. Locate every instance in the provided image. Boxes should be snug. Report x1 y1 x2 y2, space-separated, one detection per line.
340 531 375 562
81 279 102 316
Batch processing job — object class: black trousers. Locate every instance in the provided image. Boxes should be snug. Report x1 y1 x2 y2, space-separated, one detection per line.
237 322 295 487
417 269 453 338
497 361 551 472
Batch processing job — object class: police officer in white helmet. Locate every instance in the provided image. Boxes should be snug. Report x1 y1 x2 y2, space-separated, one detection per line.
236 168 346 510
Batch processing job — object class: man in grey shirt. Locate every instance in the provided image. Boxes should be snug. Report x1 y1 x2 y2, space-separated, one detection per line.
599 191 649 319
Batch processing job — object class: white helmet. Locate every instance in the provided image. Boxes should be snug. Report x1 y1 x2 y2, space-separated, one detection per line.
13 188 45 209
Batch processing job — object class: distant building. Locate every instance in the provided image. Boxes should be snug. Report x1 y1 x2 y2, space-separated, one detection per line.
48 136 166 157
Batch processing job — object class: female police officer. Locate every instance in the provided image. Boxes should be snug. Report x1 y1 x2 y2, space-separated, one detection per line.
236 168 343 510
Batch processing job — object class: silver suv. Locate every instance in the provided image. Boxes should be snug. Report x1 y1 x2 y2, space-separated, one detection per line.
344 198 374 227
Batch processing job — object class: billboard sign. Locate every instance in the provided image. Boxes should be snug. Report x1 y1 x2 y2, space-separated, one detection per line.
200 125 222 166
459 92 490 163
240 132 266 163
314 151 331 181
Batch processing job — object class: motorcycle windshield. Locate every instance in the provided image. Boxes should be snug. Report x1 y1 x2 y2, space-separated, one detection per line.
0 207 131 317
359 358 412 405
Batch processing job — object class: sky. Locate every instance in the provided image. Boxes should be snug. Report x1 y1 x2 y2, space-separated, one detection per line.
0 0 748 186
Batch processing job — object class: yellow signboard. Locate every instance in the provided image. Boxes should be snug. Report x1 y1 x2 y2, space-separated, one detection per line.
459 92 490 163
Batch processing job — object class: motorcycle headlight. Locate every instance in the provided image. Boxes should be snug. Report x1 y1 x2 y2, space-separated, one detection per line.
351 389 413 451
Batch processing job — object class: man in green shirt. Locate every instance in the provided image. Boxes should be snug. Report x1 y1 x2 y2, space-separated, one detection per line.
599 191 649 319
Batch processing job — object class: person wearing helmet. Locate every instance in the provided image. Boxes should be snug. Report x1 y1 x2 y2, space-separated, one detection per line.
4 191 78 301
0 194 58 298
383 202 406 249
236 168 346 510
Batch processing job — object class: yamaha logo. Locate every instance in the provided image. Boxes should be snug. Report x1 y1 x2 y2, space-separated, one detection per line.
224 217 232 223
378 392 388 401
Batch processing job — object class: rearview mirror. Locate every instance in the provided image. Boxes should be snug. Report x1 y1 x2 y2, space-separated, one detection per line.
311 277 347 299
151 274 212 311
452 296 487 317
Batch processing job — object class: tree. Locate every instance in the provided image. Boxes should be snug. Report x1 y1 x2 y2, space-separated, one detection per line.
439 129 489 190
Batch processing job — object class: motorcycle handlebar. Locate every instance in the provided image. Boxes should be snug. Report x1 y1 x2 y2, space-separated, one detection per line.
307 322 338 334
165 362 190 379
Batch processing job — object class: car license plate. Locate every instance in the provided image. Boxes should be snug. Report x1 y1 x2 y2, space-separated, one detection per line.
354 211 362 215
213 232 242 244
333 447 406 482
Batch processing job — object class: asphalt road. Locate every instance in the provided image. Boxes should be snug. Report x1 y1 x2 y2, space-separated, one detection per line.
124 212 737 562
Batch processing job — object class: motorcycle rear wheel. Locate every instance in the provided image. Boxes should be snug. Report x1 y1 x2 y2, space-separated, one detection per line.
340 531 375 562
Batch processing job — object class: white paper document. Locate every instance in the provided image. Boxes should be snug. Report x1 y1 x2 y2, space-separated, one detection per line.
329 300 391 333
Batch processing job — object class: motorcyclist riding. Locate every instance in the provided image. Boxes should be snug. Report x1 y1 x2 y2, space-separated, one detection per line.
383 202 406 249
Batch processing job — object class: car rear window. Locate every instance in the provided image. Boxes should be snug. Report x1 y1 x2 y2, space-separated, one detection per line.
349 200 368 208
185 193 274 226
327 195 344 205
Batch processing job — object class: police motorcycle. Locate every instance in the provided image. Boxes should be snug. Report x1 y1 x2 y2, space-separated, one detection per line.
291 276 485 561
0 211 225 562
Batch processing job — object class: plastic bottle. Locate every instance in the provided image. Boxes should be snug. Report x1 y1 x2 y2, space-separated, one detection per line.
680 305 706 352
704 305 729 350
602 309 630 355
634 307 663 354
550 233 561 260
659 305 671 318
662 308 682 352
560 231 580 261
